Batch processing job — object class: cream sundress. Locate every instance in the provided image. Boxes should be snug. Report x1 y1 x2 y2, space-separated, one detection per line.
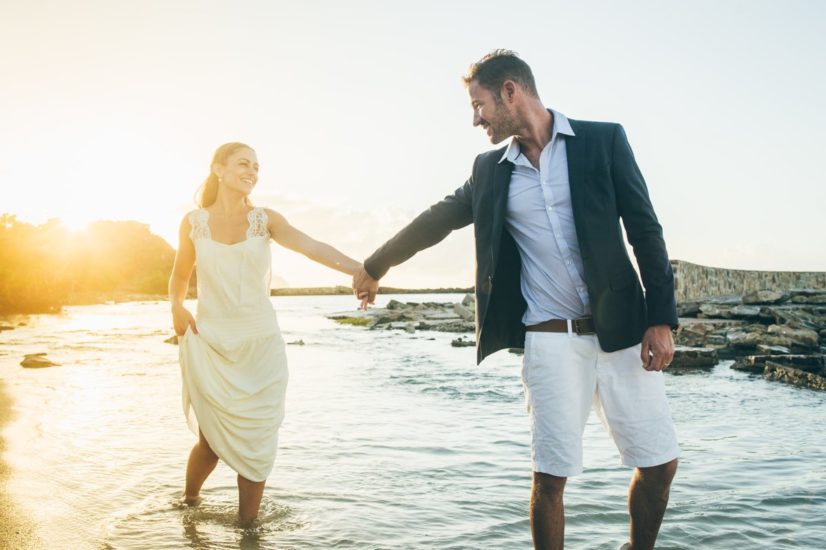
178 207 288 482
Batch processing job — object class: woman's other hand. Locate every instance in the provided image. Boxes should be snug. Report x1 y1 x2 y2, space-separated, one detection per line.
172 303 198 336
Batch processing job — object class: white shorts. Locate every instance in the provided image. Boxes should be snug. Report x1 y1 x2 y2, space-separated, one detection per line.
521 331 680 477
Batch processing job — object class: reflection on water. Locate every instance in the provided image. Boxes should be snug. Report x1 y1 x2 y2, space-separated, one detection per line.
102 488 303 550
1 296 825 549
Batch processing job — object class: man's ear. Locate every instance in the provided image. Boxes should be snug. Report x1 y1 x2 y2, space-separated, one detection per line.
502 80 517 102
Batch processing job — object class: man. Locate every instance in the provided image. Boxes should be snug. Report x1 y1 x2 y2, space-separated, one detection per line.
353 50 680 550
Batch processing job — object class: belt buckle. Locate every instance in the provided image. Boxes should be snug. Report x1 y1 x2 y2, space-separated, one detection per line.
573 318 587 335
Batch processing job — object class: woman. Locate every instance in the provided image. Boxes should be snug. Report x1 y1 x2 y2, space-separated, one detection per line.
168 142 364 525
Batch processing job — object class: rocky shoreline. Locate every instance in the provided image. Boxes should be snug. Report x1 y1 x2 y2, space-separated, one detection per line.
329 288 826 391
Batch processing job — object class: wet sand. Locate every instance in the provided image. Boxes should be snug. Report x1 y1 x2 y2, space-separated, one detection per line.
0 379 40 549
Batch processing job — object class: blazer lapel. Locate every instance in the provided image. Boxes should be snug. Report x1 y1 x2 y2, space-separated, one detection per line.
489 159 514 268
564 121 588 256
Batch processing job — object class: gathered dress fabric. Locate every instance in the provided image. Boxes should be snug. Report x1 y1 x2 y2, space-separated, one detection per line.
178 207 288 482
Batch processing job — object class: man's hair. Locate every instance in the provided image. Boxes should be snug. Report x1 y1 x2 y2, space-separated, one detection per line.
462 49 539 99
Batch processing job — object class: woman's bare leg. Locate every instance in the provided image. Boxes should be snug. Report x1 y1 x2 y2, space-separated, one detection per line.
183 430 219 504
237 474 266 526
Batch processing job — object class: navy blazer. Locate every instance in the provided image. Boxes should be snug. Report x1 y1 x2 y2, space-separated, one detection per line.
365 119 678 364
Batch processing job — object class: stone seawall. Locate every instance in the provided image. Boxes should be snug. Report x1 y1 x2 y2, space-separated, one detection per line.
672 260 826 303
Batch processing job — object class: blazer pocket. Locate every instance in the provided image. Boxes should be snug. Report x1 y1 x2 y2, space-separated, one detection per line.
609 269 638 291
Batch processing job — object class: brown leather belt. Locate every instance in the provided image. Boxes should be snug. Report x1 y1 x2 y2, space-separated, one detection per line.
526 317 596 335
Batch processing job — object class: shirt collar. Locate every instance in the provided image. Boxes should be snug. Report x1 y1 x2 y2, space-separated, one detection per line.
498 109 575 164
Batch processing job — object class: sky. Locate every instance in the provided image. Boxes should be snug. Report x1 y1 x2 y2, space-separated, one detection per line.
1 0 825 288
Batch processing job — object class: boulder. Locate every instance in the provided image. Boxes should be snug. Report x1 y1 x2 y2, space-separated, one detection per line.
21 353 59 368
762 307 826 331
764 362 826 391
726 325 766 349
164 335 179 345
386 299 413 310
671 346 718 368
790 288 826 298
791 294 826 305
385 322 416 333
756 344 791 355
676 302 700 317
730 305 762 319
450 336 476 347
704 334 728 347
461 293 475 307
417 320 475 333
704 295 743 305
674 323 711 347
453 303 475 321
766 324 820 350
732 354 824 374
699 304 734 319
742 290 790 305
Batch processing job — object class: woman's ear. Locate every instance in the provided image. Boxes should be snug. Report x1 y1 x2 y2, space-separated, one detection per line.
212 163 223 181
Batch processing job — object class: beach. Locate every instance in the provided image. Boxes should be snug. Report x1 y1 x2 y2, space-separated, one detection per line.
0 380 39 549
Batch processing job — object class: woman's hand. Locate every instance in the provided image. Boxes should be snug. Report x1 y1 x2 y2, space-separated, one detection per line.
172 303 198 336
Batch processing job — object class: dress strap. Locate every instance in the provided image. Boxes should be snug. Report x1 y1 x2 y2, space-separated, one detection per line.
246 207 271 239
188 209 211 241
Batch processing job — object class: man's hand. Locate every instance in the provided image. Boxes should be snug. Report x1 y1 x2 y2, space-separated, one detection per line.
640 325 674 371
353 267 380 310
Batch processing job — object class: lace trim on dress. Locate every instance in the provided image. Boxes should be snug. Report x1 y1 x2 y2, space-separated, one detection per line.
188 207 269 242
246 207 270 239
188 209 211 241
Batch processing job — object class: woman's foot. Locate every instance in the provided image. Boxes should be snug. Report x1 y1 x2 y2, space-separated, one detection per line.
181 494 202 506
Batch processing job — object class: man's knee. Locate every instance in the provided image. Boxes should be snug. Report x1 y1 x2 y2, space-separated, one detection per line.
638 458 678 489
533 471 567 500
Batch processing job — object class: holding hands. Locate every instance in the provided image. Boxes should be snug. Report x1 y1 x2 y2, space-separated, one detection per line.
353 267 379 310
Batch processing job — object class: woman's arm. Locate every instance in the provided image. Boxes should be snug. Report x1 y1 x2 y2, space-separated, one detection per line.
168 215 198 335
266 208 362 276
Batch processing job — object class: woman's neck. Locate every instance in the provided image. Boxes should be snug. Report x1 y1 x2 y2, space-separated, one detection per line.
210 190 250 216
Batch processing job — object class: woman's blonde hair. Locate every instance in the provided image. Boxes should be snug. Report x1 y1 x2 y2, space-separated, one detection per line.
195 142 254 208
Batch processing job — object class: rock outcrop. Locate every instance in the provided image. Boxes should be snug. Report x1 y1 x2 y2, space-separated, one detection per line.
20 353 59 368
675 289 826 360
328 287 825 390
329 294 476 334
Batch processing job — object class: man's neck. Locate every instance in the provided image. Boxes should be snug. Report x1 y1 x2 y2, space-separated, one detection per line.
515 106 553 169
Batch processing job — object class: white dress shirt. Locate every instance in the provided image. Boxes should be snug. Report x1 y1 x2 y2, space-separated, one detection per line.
501 110 591 325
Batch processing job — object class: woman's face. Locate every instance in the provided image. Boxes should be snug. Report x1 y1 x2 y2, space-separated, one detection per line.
214 147 259 196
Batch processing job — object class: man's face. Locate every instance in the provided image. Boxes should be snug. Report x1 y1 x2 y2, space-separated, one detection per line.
468 79 519 144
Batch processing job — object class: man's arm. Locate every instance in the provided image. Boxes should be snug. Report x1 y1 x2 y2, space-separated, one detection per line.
611 124 677 370
354 177 475 303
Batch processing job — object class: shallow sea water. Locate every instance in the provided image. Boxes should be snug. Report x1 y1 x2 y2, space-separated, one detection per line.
1 295 824 549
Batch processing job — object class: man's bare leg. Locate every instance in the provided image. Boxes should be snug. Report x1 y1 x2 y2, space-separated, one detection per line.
237 475 266 526
184 430 219 504
531 472 567 550
627 459 678 550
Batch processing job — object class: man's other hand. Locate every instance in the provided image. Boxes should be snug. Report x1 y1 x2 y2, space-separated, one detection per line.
640 325 675 371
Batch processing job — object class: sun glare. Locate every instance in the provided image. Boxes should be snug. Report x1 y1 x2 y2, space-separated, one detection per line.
59 212 94 232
